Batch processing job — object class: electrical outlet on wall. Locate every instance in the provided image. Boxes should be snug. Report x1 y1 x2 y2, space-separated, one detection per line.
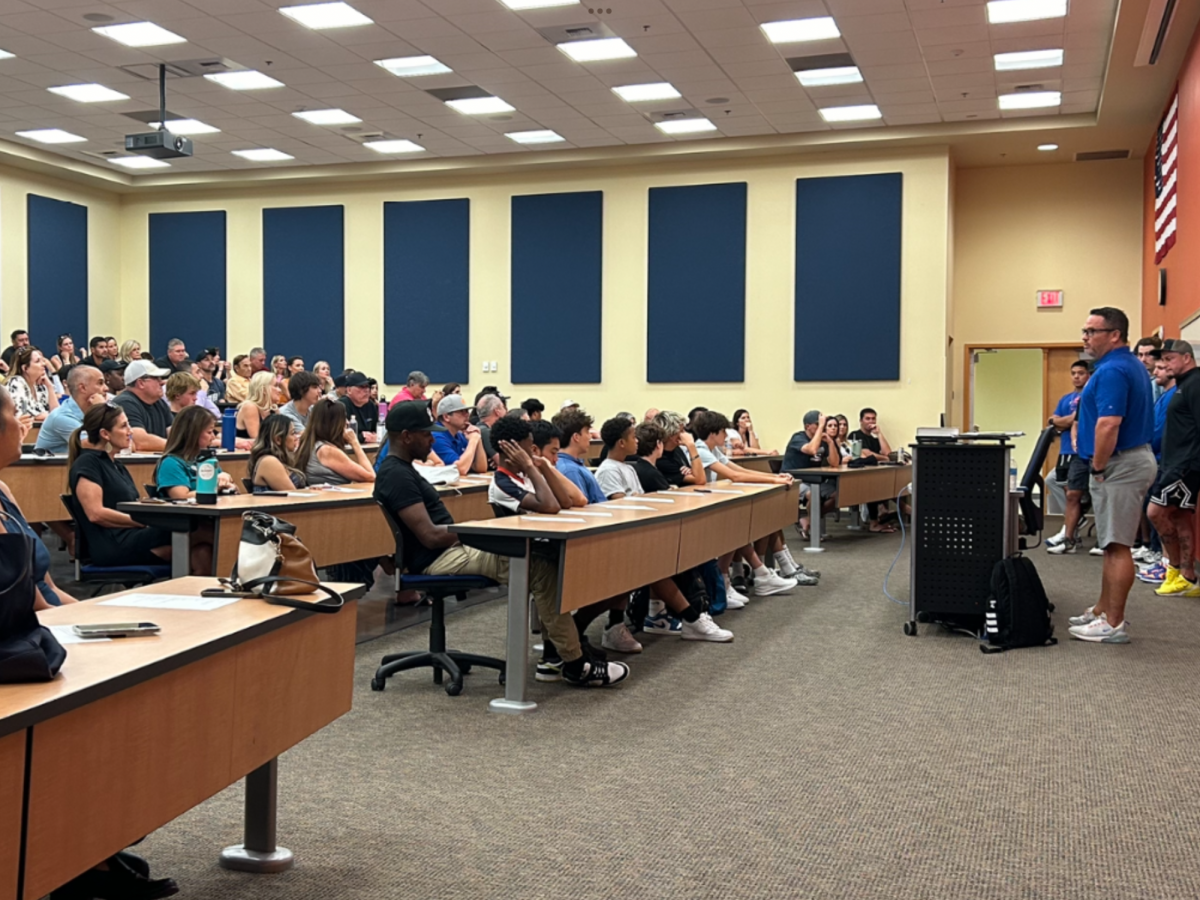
489 361 498 373
481 360 488 372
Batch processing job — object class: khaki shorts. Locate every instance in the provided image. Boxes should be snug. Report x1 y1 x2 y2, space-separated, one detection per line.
1089 445 1156 549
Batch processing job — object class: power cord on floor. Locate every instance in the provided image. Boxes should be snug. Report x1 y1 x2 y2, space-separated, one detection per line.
883 484 912 607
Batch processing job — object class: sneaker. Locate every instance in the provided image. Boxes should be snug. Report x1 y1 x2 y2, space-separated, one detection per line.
536 656 563 682
1137 552 1163 569
1131 545 1150 562
774 551 799 578
1046 538 1077 555
1068 615 1130 643
563 658 630 687
680 612 734 642
1089 546 1104 557
1068 606 1099 627
725 582 749 610
791 570 819 586
643 612 682 635
753 570 797 596
1137 563 1167 584
1045 526 1067 547
601 622 643 653
1180 576 1200 598
1156 568 1186 595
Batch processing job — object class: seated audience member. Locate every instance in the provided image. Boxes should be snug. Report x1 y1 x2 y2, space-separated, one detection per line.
595 416 645 500
299 397 375 485
824 416 845 464
105 337 119 362
268 355 288 405
476 393 507 464
7 347 59 421
313 360 335 396
119 339 142 365
154 338 191 374
165 371 203 414
395 371 430 403
248 346 268 374
236 371 275 441
67 402 175 568
644 408 660 422
782 410 842 536
99 359 127 398
225 354 252 405
281 356 305 405
629 422 672 492
530 420 588 507
378 401 628 686
36 364 106 454
833 414 853 459
194 347 225 408
113 360 173 452
153 406 233 500
730 409 776 456
249 414 307 492
652 410 707 487
551 408 607 504
339 372 379 442
279 370 322 434
432 395 486 475
49 333 79 373
688 407 708 430
86 335 108 368
847 407 901 532
0 328 30 371
507 407 530 421
521 398 545 420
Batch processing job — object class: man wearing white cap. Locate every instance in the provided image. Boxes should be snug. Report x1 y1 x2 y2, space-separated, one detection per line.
433 394 487 476
112 359 173 452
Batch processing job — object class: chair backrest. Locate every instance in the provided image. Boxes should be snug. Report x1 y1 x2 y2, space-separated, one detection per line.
144 483 158 498
768 458 782 474
60 493 93 569
242 477 253 494
375 500 407 571
1018 425 1058 536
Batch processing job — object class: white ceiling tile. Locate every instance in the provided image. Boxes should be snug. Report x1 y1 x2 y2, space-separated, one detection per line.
909 6 985 29
925 57 993 76
824 0 907 14
914 24 990 46
859 63 927 80
883 112 942 124
871 88 935 104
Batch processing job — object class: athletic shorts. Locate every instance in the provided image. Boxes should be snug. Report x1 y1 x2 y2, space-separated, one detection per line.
1149 468 1200 510
1064 455 1090 493
798 481 837 503
1090 445 1157 549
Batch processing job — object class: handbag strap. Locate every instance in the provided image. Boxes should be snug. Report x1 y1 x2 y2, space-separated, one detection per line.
238 576 345 613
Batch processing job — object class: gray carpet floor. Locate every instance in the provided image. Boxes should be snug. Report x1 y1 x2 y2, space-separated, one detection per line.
127 521 1200 900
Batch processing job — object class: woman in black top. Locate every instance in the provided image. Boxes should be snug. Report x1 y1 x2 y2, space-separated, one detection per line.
67 403 174 567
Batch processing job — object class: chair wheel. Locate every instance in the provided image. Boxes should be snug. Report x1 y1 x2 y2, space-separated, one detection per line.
445 681 463 697
498 671 506 685
370 677 385 691
903 621 917 636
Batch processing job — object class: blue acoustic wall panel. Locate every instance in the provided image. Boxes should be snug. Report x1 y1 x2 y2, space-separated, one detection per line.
149 211 226 356
262 205 344 372
510 191 603 384
383 199 469 385
27 194 87 353
647 183 747 382
794 173 903 381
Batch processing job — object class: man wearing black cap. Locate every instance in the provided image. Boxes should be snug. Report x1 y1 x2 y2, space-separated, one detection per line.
375 401 629 688
339 372 378 442
98 359 127 398
782 410 841 538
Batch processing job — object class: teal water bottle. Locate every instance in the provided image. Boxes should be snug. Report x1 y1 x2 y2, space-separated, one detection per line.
197 450 220 505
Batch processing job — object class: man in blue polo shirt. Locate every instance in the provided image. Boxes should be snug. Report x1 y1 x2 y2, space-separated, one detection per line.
551 407 606 504
431 394 486 476
1046 359 1090 554
1068 306 1157 644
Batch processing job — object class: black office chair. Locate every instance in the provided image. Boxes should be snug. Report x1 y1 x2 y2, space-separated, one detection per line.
60 495 171 596
241 477 254 494
370 501 505 697
1017 425 1058 542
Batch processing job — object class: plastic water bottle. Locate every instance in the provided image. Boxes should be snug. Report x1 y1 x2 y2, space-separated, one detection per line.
222 408 237 451
1010 465 1018 491
378 399 389 422
197 450 219 505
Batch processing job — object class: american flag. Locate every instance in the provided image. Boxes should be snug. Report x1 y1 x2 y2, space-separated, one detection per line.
1155 89 1179 265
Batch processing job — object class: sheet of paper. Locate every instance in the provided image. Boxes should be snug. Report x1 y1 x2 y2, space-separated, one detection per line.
705 489 746 495
635 496 674 503
48 624 111 645
97 593 242 612
318 486 365 493
575 511 614 517
605 504 657 511
286 491 313 497
523 516 587 523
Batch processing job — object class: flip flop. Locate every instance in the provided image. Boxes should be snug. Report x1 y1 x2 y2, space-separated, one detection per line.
869 525 898 534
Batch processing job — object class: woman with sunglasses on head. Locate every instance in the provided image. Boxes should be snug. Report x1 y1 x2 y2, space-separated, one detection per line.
249 414 308 492
49 334 79 373
7 346 59 422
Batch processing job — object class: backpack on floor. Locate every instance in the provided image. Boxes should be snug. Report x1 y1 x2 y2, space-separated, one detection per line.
981 556 1057 654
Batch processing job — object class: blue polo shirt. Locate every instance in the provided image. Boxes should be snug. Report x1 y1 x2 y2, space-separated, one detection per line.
555 452 606 504
35 397 83 454
1053 391 1081 455
1076 346 1154 460
432 429 469 463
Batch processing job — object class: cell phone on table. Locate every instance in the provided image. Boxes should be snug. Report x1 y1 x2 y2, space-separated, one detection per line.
72 622 161 638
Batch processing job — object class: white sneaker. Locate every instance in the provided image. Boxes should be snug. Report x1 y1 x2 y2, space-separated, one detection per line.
1045 526 1067 547
601 622 643 653
753 570 797 596
680 612 734 642
1068 605 1099 627
1137 551 1163 569
1068 614 1130 643
774 551 799 578
724 582 749 610
1089 546 1104 557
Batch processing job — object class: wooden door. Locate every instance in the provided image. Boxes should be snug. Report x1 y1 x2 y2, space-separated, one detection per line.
1043 348 1084 475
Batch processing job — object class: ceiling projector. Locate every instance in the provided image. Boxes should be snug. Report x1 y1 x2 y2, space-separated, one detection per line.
125 131 193 159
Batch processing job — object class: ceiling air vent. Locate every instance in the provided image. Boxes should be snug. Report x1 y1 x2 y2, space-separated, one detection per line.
81 149 123 160
1136 0 1178 66
119 58 236 81
641 107 704 123
533 21 617 44
1075 150 1131 161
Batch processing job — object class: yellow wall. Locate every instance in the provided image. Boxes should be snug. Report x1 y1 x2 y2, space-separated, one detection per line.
972 348 1045 473
950 158 1143 427
116 147 954 451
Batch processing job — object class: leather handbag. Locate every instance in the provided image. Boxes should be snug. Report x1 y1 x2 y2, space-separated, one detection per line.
0 512 67 683
218 511 344 613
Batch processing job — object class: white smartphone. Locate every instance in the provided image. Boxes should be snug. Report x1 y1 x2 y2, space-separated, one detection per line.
72 622 161 638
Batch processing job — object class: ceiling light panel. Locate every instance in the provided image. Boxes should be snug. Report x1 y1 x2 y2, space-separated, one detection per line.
612 82 681 102
655 118 717 134
998 90 1061 109
558 38 637 62
110 156 170 169
499 0 580 8
363 139 424 153
445 96 515 114
796 66 862 87
148 119 220 135
15 128 84 144
92 22 186 47
761 18 841 44
818 104 882 122
232 148 294 161
986 0 1068 24
375 56 452 77
506 129 565 143
293 108 361 125
49 83 129 103
994 49 1063 70
1038 143 1059 150
279 2 373 29
205 71 285 90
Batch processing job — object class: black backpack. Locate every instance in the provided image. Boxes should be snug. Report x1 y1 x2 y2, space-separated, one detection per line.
981 556 1057 653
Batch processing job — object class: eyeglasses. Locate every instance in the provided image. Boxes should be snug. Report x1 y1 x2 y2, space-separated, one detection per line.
1081 328 1117 338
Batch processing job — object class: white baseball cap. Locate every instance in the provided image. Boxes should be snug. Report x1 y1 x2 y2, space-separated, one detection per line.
560 399 580 410
124 359 170 385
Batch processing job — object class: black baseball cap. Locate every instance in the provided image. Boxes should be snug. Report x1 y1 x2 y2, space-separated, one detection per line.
386 400 446 434
344 372 370 388
333 374 349 388
99 359 127 374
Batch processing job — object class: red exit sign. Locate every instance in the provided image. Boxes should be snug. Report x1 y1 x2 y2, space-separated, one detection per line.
1037 290 1064 309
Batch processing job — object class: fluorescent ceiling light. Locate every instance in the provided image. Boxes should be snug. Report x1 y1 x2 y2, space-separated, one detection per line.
92 22 186 47
279 2 372 29
49 83 129 103
761 17 840 43
994 49 1063 70
148 119 220 135
1038 143 1059 151
557 37 637 62
374 55 451 77
818 103 882 122
998 90 1061 109
15 128 84 144
109 156 170 169
612 82 680 102
445 96 514 114
655 118 717 135
986 0 1067 24
363 139 424 153
796 66 862 87
506 129 564 144
232 148 294 162
204 70 284 90
499 0 579 8
293 108 361 125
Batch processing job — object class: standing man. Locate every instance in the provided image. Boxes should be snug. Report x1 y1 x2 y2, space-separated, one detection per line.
1138 355 1180 584
1067 307 1157 644
1135 335 1164 401
1046 359 1092 554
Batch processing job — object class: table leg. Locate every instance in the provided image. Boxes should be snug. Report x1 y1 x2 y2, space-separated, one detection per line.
490 543 536 715
170 530 190 579
848 505 863 531
805 501 825 553
219 759 294 873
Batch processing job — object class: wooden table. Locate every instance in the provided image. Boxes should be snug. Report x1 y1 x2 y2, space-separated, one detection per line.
734 454 784 474
119 476 493 580
788 463 912 552
0 577 364 900
448 481 798 715
20 421 40 447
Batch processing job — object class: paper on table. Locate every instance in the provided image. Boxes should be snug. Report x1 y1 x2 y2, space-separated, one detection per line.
575 511 614 517
48 624 111 645
97 593 242 612
523 516 588 523
318 486 364 493
605 504 657 511
635 496 674 503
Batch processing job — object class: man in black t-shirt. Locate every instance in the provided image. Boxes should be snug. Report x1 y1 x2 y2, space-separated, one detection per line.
629 422 672 493
339 372 379 442
374 402 628 688
112 360 173 451
650 410 706 487
847 407 901 532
